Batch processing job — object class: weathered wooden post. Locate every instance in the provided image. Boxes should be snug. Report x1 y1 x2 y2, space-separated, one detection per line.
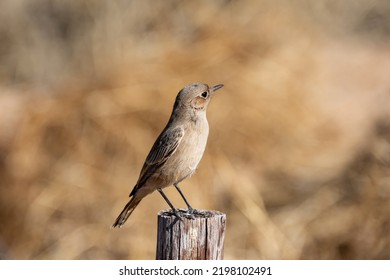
156 209 226 260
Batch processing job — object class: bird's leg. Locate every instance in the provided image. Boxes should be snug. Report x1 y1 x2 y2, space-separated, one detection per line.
174 183 193 213
158 189 182 219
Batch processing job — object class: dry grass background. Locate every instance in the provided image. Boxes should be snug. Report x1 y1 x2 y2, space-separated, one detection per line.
1 0 390 259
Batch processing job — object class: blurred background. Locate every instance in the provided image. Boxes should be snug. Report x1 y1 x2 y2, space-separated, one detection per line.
1 0 390 260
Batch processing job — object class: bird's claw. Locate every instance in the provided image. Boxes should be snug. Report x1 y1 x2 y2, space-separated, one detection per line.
171 210 183 221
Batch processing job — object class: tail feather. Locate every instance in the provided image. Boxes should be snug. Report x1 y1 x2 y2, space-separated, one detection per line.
112 197 142 228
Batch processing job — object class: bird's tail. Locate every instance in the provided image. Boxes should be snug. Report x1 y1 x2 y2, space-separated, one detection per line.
112 196 142 228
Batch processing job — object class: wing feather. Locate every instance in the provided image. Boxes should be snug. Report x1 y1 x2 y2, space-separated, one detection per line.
129 126 184 196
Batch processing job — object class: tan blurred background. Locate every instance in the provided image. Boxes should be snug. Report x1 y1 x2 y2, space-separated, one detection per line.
1 0 390 259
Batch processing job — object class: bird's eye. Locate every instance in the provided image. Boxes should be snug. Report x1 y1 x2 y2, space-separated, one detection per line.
201 92 208 98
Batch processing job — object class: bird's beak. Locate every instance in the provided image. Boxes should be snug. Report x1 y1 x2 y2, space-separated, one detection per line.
210 84 224 93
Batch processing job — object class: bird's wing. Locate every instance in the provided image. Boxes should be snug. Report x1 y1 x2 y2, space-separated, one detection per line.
129 126 184 196
145 126 185 165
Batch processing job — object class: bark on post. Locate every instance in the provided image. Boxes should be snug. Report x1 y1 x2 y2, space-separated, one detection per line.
156 209 226 260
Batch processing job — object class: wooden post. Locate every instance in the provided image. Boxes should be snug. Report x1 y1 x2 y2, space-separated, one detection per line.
156 209 226 260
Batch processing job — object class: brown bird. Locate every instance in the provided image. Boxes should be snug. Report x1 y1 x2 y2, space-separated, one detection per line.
112 83 224 228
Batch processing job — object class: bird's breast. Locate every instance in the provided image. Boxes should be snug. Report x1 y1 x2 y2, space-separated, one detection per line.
163 118 209 183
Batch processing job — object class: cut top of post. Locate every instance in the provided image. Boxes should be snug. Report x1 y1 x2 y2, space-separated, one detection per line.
156 209 227 260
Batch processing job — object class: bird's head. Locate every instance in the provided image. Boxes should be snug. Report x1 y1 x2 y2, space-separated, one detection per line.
174 83 224 112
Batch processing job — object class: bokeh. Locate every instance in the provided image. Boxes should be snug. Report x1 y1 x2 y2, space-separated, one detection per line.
1 0 390 259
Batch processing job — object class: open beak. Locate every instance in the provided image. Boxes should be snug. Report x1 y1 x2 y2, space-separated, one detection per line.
210 84 224 93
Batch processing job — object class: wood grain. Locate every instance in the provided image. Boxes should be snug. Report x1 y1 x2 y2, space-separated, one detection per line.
156 209 226 260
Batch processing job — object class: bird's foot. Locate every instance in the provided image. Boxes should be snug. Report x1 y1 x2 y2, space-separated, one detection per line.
171 209 183 221
166 208 203 220
183 207 202 219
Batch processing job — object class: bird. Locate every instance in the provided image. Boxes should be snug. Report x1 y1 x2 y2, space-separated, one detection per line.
112 83 224 228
